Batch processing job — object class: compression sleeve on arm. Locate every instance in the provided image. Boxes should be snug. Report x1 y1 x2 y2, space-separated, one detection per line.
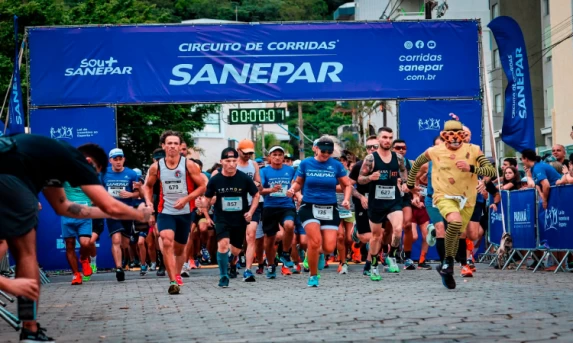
470 155 497 178
407 153 431 188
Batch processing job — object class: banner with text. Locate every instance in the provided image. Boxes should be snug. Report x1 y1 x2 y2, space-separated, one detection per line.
538 185 573 250
28 21 480 106
30 107 117 270
508 188 536 249
489 190 509 245
398 100 483 159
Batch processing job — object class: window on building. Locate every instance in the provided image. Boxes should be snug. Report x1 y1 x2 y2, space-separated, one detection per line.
495 94 502 113
493 49 500 69
545 86 554 118
544 0 550 15
202 112 221 134
491 3 499 19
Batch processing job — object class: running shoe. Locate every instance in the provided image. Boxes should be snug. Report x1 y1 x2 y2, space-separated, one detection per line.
168 281 181 294
281 265 292 275
363 269 371 277
239 254 247 268
71 272 82 285
351 225 360 243
140 264 148 276
468 260 476 272
91 263 97 274
116 268 125 282
318 254 326 270
243 269 256 282
189 260 198 270
280 253 295 268
200 247 211 264
218 276 230 288
418 262 432 270
175 275 184 286
129 261 137 269
256 264 265 275
266 265 277 279
19 322 55 343
303 256 309 270
437 258 456 289
149 262 157 271
386 257 400 273
370 266 382 281
461 265 473 277
404 258 416 270
307 275 319 287
181 263 190 277
156 265 166 277
292 264 302 274
228 264 238 279
351 244 362 263
426 223 437 247
82 275 91 282
81 258 92 277
338 263 348 275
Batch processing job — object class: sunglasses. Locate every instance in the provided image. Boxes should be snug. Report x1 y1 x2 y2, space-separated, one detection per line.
241 151 254 155
366 144 379 150
320 149 333 155
394 146 407 151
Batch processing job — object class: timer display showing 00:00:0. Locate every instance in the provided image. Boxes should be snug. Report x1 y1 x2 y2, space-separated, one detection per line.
229 108 286 124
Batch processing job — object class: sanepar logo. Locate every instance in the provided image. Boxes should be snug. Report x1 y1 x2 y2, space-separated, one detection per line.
64 57 132 76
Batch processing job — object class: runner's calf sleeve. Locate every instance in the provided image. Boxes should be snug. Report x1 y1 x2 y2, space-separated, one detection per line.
217 252 229 278
445 221 462 258
436 238 445 262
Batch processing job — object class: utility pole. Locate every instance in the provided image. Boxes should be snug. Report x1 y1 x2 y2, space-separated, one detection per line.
298 102 305 159
425 0 438 19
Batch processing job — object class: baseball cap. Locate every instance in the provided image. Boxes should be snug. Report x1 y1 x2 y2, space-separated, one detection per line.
133 168 142 178
316 140 334 153
285 154 292 159
313 139 320 147
255 158 264 164
109 148 124 158
268 146 285 154
293 159 301 168
221 147 239 160
521 177 528 183
237 139 255 154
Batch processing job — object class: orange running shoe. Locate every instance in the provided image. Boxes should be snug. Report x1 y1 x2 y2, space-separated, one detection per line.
189 260 198 269
281 265 292 275
337 263 343 273
81 258 93 277
352 246 362 264
461 265 473 277
71 272 82 285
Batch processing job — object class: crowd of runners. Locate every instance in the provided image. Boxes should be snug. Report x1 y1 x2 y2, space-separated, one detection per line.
0 116 499 342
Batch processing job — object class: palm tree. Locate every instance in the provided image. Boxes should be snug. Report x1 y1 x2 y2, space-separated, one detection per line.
332 100 391 143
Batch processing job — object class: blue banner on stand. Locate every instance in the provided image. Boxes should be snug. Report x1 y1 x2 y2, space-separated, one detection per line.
8 16 25 134
488 16 535 152
398 100 483 159
508 189 537 249
30 107 117 270
538 185 573 250
489 191 509 245
28 21 480 106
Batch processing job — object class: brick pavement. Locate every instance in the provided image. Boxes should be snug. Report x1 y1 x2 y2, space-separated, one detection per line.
1 263 573 342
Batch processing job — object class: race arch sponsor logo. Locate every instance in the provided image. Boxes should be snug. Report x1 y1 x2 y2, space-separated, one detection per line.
65 57 133 76
418 118 441 131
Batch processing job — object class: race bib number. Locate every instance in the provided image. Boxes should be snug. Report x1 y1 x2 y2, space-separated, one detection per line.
444 195 468 209
270 184 288 197
312 205 333 220
222 197 243 212
375 185 395 200
108 186 125 198
419 186 427 197
164 180 183 195
339 209 352 219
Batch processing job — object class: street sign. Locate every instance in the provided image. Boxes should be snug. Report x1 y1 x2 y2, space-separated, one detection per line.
228 108 287 125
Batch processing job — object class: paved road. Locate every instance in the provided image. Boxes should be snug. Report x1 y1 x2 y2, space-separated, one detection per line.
1 263 573 342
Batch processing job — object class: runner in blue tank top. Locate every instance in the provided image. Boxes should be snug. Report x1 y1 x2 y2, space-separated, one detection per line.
287 136 352 287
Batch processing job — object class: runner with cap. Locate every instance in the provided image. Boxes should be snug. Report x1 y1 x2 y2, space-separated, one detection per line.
132 168 150 276
260 145 299 278
287 136 352 287
233 139 263 281
102 148 140 282
203 147 260 287
407 119 496 289
142 131 206 295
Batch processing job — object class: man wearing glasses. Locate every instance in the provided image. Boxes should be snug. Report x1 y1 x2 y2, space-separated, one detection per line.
236 139 263 281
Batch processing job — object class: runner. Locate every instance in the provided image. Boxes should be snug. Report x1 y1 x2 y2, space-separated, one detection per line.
102 148 141 282
407 119 496 289
336 154 355 275
142 131 206 295
349 136 379 276
410 157 432 270
203 147 260 287
260 146 298 279
287 136 352 287
392 139 415 270
357 127 409 281
132 168 150 276
0 135 151 343
423 136 446 263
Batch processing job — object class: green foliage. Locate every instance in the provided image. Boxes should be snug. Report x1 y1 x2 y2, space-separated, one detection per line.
341 132 366 159
255 132 279 157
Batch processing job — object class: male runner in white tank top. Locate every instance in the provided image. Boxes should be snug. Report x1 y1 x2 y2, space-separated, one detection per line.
143 131 206 295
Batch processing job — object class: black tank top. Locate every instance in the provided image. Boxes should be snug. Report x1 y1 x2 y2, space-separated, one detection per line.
368 151 402 209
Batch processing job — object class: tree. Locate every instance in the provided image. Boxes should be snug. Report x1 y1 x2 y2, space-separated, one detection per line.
332 100 389 144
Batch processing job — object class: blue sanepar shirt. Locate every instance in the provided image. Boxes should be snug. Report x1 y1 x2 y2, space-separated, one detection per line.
296 157 347 204
261 165 296 208
532 162 561 186
103 167 139 206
